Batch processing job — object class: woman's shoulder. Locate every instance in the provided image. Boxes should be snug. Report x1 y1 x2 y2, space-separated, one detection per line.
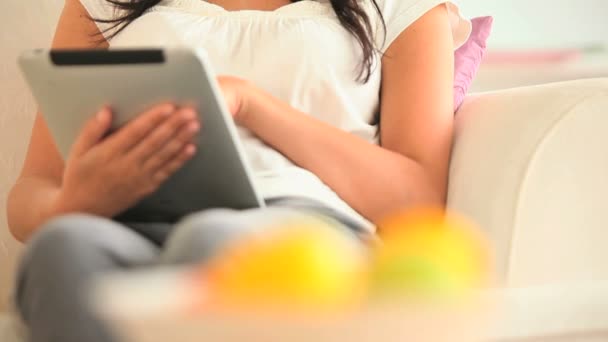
76 0 126 39
371 0 466 25
370 0 471 52
77 0 116 20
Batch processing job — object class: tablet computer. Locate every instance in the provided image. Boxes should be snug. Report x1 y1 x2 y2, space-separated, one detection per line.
18 48 264 222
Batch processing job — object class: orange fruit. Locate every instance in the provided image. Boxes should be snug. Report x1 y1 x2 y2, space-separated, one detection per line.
372 208 492 297
202 218 368 312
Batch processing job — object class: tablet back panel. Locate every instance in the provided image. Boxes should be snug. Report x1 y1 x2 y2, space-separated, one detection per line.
19 48 264 221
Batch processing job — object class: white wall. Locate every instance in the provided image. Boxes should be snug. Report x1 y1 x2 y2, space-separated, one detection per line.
459 0 608 49
0 0 63 311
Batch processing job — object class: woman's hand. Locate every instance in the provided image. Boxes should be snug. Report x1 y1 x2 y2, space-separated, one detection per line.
52 104 201 218
217 76 251 125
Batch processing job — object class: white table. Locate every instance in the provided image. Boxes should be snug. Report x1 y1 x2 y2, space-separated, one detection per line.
90 269 608 342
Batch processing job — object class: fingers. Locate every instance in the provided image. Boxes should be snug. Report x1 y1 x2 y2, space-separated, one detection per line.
71 107 113 157
142 118 200 171
152 144 197 184
105 103 176 152
129 107 199 163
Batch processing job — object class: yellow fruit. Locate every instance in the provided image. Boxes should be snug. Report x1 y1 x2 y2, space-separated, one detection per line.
202 218 367 312
373 208 491 297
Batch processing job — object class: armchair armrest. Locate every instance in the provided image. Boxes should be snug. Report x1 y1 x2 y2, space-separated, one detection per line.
448 78 608 286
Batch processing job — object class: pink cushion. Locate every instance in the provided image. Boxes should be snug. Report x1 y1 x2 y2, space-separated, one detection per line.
454 16 494 111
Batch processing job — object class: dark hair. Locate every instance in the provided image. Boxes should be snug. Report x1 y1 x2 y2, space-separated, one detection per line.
94 0 386 82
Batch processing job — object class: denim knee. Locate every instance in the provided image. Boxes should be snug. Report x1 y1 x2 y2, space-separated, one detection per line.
160 209 247 264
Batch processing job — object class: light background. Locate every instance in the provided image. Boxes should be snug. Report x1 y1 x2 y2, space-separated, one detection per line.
459 0 608 49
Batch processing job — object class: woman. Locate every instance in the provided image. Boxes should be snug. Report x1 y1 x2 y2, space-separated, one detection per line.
7 0 471 341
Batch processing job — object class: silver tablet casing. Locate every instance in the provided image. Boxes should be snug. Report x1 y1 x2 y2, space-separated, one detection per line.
18 48 264 222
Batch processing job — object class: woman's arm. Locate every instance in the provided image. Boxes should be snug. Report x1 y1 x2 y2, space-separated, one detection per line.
235 5 455 223
7 0 108 241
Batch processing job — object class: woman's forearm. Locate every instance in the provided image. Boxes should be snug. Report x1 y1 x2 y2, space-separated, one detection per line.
240 85 444 222
7 178 63 242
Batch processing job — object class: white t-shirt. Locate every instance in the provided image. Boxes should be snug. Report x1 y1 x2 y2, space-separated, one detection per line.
80 0 471 232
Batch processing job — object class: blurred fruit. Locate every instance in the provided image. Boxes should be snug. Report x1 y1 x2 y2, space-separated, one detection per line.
201 218 368 312
372 208 491 298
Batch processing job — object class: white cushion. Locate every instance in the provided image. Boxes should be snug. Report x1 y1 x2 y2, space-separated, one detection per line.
450 78 608 286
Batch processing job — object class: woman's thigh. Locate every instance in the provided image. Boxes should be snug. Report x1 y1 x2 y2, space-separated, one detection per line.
160 205 363 265
16 214 161 342
17 213 161 280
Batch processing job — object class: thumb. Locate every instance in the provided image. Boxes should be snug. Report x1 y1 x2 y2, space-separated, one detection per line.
71 107 113 157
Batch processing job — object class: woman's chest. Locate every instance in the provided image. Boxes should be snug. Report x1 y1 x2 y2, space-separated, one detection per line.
203 0 295 12
109 7 372 93
108 3 383 125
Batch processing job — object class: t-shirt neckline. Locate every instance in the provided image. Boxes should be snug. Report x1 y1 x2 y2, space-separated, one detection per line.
158 0 335 18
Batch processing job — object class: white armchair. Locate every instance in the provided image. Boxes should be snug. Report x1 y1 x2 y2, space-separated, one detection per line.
451 78 608 287
450 79 608 341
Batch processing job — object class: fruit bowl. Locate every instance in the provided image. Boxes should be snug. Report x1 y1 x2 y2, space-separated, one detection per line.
91 209 494 342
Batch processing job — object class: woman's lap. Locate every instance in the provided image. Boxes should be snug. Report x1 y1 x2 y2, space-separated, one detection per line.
15 214 160 342
19 198 366 273
15 199 367 342
161 202 369 262
130 197 369 264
